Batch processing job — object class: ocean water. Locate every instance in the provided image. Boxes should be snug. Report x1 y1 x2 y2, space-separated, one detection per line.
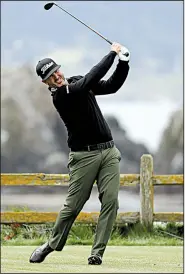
97 100 181 153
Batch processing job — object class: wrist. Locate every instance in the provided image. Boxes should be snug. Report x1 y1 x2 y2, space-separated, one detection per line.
110 50 117 54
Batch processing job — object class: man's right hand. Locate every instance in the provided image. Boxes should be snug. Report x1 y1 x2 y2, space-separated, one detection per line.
111 42 122 54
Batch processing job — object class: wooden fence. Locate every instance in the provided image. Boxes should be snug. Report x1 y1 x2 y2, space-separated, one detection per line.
1 154 184 227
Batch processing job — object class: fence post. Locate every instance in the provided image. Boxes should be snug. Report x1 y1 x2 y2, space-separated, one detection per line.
140 154 154 228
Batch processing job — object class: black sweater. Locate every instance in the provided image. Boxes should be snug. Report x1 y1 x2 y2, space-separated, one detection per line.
51 51 129 150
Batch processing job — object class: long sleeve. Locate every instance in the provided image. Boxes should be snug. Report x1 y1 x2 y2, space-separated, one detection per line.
67 51 117 93
91 60 129 95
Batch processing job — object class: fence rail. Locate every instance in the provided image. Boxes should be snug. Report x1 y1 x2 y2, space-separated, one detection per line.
1 212 183 225
1 174 183 186
1 173 141 186
1 154 184 227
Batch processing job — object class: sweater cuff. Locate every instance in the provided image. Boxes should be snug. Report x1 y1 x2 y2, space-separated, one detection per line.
109 51 117 57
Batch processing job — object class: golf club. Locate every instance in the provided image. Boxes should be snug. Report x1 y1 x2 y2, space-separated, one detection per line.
44 2 114 46
44 2 129 57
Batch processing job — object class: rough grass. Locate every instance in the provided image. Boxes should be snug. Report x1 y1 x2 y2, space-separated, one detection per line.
2 235 182 247
1 246 183 273
1 222 183 246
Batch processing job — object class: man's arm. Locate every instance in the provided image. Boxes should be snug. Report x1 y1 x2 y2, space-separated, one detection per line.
66 43 122 94
67 51 116 93
91 60 129 96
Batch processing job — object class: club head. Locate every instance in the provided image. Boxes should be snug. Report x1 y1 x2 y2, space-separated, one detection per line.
44 2 54 10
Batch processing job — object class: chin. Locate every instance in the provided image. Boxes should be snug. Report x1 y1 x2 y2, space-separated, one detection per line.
57 83 63 87
55 82 63 87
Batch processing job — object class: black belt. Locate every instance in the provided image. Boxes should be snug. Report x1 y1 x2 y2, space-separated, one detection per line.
71 140 114 152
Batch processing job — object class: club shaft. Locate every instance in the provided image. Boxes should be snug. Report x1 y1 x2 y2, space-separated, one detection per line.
54 3 112 45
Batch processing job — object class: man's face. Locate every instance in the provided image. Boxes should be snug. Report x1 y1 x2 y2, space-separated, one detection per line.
43 69 65 88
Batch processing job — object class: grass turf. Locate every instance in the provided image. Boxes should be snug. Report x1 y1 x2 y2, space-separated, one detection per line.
1 245 183 273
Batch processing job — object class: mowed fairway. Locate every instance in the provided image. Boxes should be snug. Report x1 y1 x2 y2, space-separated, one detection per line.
1 246 183 273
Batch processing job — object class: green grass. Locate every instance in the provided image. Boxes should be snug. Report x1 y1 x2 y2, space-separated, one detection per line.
2 235 182 246
1 246 183 273
1 224 183 246
1 223 183 246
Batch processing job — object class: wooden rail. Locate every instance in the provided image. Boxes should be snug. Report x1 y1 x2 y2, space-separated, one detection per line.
1 212 183 224
1 154 184 226
1 173 140 186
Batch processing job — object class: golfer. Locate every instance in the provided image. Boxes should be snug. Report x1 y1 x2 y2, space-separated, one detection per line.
30 42 130 265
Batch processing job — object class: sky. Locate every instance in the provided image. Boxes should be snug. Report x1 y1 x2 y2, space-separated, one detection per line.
1 1 183 151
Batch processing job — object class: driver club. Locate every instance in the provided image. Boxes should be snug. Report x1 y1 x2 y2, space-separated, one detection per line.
44 2 129 57
44 2 115 45
44 2 114 46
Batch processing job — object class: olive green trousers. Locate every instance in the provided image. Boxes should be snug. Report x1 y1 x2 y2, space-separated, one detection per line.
49 146 121 258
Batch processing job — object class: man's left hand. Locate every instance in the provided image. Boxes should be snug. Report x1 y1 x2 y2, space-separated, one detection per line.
118 46 130 62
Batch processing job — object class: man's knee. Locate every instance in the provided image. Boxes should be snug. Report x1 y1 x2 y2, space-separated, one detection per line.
99 194 119 210
99 190 119 204
60 204 80 220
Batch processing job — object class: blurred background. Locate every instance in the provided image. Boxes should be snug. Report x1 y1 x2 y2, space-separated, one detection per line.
1 1 184 213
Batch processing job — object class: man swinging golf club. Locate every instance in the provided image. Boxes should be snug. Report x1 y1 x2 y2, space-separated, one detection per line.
30 42 130 265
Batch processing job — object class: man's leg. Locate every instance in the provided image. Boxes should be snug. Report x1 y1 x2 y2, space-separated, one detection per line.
49 150 102 251
89 146 121 261
30 150 101 262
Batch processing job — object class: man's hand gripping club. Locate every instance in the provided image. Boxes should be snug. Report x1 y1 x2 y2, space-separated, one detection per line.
111 42 130 62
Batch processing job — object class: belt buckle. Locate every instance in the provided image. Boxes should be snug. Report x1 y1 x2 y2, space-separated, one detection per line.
98 143 104 150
